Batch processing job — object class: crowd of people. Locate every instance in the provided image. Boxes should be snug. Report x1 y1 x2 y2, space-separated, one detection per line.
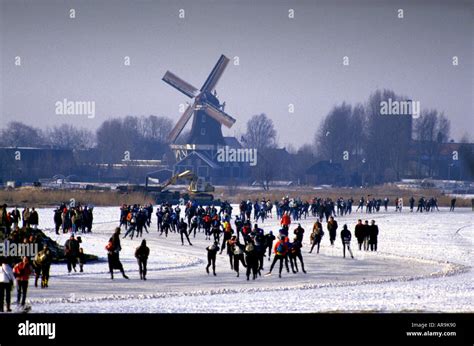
53 203 94 235
0 193 462 312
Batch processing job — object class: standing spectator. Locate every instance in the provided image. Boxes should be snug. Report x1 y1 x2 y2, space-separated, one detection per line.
29 208 39 229
33 244 52 288
13 256 33 307
22 207 30 228
78 248 86 273
354 219 365 251
135 240 150 280
10 207 21 229
363 220 370 251
64 235 80 273
0 257 14 312
368 220 379 251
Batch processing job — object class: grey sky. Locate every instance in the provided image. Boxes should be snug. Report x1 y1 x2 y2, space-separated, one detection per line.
1 0 472 147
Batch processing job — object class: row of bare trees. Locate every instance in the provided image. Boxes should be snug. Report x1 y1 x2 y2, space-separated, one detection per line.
0 115 173 163
313 89 452 184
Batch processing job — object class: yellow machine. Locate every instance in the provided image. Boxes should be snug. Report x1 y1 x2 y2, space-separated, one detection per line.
161 170 215 194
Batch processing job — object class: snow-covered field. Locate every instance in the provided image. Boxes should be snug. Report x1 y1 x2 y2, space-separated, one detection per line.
22 206 473 313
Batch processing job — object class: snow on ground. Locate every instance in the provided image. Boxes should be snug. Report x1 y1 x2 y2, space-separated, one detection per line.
20 206 474 313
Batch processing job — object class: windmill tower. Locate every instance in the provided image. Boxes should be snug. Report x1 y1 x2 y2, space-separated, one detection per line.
163 55 237 162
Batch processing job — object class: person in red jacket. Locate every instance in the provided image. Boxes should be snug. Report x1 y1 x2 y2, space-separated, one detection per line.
280 212 291 231
265 236 289 278
13 256 33 307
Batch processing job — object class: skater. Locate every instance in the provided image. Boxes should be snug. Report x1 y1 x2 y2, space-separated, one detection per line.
266 235 289 278
178 218 193 246
206 241 219 276
0 257 14 312
231 238 246 277
265 231 276 260
450 198 456 211
226 235 237 270
327 216 338 246
354 219 365 251
135 239 150 280
189 215 198 238
33 244 52 288
368 220 379 251
409 197 415 212
13 256 33 307
64 234 80 273
244 239 259 280
309 219 324 254
106 228 129 280
340 225 354 259
293 223 305 242
290 237 306 274
219 222 233 254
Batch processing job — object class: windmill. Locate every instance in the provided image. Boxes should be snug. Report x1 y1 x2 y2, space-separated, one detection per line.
163 54 236 148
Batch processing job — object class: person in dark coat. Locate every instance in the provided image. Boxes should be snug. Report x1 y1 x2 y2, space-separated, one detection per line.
28 208 39 229
53 208 62 235
265 231 276 260
368 220 379 251
327 216 338 246
354 219 365 250
290 238 306 274
206 241 219 276
244 239 259 280
363 220 370 251
340 224 354 259
64 235 80 273
135 239 150 280
293 224 305 242
106 228 129 280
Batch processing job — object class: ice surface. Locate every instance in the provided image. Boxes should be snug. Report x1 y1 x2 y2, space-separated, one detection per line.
18 206 473 313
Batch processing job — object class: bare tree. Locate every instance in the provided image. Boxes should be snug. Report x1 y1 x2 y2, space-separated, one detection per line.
45 124 95 149
0 122 45 147
414 109 451 176
242 113 277 150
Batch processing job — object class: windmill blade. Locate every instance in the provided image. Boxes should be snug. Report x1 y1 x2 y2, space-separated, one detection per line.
200 55 230 92
168 103 195 142
202 102 236 128
162 71 200 98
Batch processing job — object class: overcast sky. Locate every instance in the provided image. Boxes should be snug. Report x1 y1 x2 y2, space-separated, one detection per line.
1 0 472 147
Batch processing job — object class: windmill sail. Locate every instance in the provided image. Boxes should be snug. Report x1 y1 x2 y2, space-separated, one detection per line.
163 71 200 98
200 55 230 92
